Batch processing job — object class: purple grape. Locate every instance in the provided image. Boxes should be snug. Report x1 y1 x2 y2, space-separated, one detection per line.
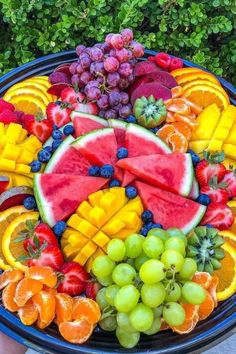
109 91 121 106
80 71 93 84
107 72 120 87
120 92 129 105
119 104 132 118
76 44 86 56
130 41 144 58
104 57 119 73
129 58 137 67
121 28 133 45
97 94 109 109
90 62 105 76
104 109 117 119
79 52 90 60
99 110 106 118
71 74 84 88
113 103 122 112
90 47 104 61
105 33 114 46
115 48 130 63
110 34 124 49
69 62 78 75
85 80 100 89
127 73 135 83
80 56 91 69
86 86 102 101
97 76 105 84
119 77 129 90
101 43 111 53
109 49 117 57
85 47 92 55
94 43 103 49
76 63 84 74
118 62 133 78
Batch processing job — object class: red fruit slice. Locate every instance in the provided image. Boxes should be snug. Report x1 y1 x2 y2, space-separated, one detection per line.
47 83 71 97
71 112 108 138
134 61 160 77
108 119 127 148
49 72 71 85
200 203 234 230
54 63 71 76
127 76 150 97
136 181 206 233
117 153 193 196
145 71 177 88
121 170 136 187
0 187 33 211
0 175 9 193
34 173 107 227
131 82 172 104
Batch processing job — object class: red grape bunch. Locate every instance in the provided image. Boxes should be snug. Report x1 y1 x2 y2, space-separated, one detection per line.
69 29 144 119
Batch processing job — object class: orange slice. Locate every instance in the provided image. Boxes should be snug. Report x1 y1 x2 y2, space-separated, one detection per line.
218 230 236 250
192 272 212 289
32 290 56 329
8 95 46 115
55 293 74 325
18 300 38 325
4 88 50 106
72 297 101 324
171 68 203 79
176 72 220 86
168 132 188 153
14 278 43 307
2 282 20 312
0 269 23 290
26 266 57 288
59 319 93 344
182 79 228 101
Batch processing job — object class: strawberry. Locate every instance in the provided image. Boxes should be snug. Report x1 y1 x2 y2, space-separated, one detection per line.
24 118 53 142
74 101 99 115
0 99 15 113
85 281 101 300
221 169 236 198
57 262 90 296
18 113 35 129
46 101 72 128
0 109 18 124
200 176 229 204
200 203 234 230
195 151 226 187
27 244 64 270
60 87 85 106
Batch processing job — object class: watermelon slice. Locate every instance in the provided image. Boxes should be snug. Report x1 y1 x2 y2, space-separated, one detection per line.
34 173 107 227
188 176 199 199
71 112 108 138
117 153 193 196
136 181 206 233
45 135 91 175
108 119 127 148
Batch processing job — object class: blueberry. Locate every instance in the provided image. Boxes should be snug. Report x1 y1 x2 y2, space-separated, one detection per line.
30 160 42 172
151 223 163 229
196 193 211 206
125 186 138 199
205 224 214 228
126 115 137 123
88 165 101 177
139 226 148 236
117 147 128 159
52 139 62 151
187 149 200 167
52 130 63 140
44 146 53 153
109 179 121 188
38 149 51 163
23 196 36 210
63 125 75 136
53 221 67 237
53 124 59 130
100 164 114 178
150 127 159 134
141 210 153 223
55 101 61 106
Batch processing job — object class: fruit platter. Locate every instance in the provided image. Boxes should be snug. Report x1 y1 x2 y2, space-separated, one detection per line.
0 29 236 354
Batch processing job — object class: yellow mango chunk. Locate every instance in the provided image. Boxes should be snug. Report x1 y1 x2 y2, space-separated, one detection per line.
67 214 84 230
223 158 236 169
77 201 93 220
102 219 126 236
222 143 236 160
4 123 22 143
92 231 110 248
89 206 107 228
73 241 97 266
189 140 209 154
191 104 221 141
224 105 236 145
63 244 82 260
17 149 34 164
0 158 15 171
68 232 88 248
1 143 20 160
21 135 42 153
99 192 117 217
207 139 223 151
88 190 104 206
15 164 31 174
0 122 4 136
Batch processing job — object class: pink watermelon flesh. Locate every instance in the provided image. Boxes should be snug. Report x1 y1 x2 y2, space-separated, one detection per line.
72 112 108 138
135 181 206 233
34 174 107 227
134 61 161 77
122 170 136 187
108 119 127 148
131 82 172 105
117 153 193 196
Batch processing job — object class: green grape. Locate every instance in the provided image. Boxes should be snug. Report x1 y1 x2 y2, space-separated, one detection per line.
165 282 181 302
161 250 184 272
167 227 187 245
112 263 136 286
164 237 186 256
116 327 140 349
116 312 136 333
126 258 135 268
105 285 120 306
147 228 169 242
163 302 186 326
134 253 149 271
143 317 161 335
92 255 115 277
142 235 164 258
182 281 206 305
125 233 144 258
96 288 109 310
99 316 117 331
140 259 165 284
153 305 163 318
141 283 166 308
129 303 154 332
96 274 113 286
178 258 197 280
114 285 140 312
107 239 126 262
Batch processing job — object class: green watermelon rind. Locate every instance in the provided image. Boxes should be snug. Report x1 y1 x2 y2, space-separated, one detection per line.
34 174 55 227
108 119 127 130
72 128 114 148
179 153 194 197
43 123 73 148
71 111 108 127
181 204 206 234
44 135 75 173
189 175 199 199
126 123 171 153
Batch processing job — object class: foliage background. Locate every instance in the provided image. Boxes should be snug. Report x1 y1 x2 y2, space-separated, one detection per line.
0 0 235 84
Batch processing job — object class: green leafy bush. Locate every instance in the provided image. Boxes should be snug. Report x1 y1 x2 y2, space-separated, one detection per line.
0 0 235 84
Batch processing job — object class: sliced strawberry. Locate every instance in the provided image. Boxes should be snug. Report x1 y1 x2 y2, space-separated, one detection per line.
47 83 70 97
85 281 101 300
57 262 90 296
24 118 53 143
46 102 72 128
27 244 64 270
18 113 35 129
60 87 85 106
74 101 99 115
195 151 226 187
200 203 234 230
0 99 15 113
200 176 229 204
221 170 236 198
0 110 18 124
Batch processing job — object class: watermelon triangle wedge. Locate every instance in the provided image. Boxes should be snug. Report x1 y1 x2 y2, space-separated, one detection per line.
117 153 193 196
34 173 107 227
108 119 127 148
135 181 206 233
71 112 108 138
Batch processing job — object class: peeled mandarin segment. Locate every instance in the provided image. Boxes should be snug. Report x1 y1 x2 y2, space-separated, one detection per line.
14 278 43 307
157 124 175 141
173 113 198 129
32 290 56 329
180 97 202 115
171 313 199 334
43 286 57 296
208 276 219 307
59 319 93 344
0 269 23 290
160 319 170 331
192 272 212 289
166 112 176 123
72 297 101 324
167 102 191 116
172 122 192 140
198 292 215 321
168 132 188 153
181 303 199 320
2 282 20 312
26 266 58 288
18 300 38 325
171 85 183 98
55 293 74 325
